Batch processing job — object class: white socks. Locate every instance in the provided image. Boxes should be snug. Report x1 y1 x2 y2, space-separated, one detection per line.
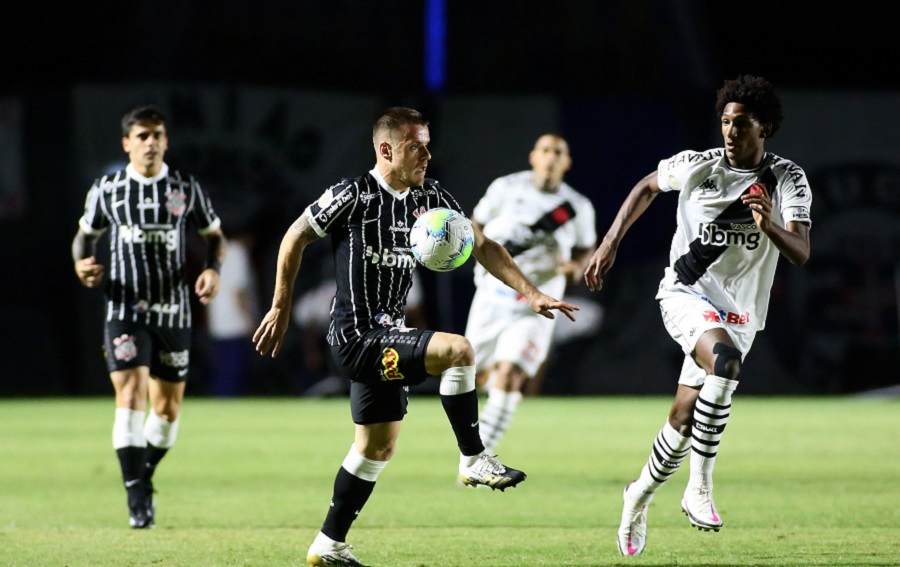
341 445 388 482
112 408 146 449
439 365 475 396
144 410 180 449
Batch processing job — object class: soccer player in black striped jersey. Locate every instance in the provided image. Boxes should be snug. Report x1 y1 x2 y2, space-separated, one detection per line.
253 107 578 567
72 105 227 529
585 76 811 556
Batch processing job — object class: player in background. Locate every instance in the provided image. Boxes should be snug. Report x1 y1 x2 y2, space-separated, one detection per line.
253 107 578 567
465 134 596 453
584 75 811 555
72 105 226 529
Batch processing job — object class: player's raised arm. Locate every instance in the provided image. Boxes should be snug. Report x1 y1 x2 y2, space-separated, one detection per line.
471 223 579 321
253 211 322 357
584 170 661 292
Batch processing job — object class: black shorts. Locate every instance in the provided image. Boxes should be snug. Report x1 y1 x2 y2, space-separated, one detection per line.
330 327 435 424
103 318 192 382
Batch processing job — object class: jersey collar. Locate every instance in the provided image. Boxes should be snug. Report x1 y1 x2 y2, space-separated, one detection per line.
127 162 169 184
370 167 411 200
721 152 772 174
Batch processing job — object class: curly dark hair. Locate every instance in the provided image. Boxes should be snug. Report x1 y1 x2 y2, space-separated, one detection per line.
715 75 783 138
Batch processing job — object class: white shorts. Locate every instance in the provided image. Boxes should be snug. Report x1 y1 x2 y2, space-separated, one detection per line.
658 294 756 388
465 286 556 378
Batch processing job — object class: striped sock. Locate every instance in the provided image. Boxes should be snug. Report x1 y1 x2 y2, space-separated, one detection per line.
689 375 738 489
478 388 523 453
631 421 691 505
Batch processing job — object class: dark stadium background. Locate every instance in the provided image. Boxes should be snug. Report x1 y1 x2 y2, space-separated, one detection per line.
2 1 898 397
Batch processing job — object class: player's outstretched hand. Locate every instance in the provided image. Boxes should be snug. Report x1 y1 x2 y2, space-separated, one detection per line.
75 256 104 288
195 269 220 304
528 293 579 321
253 307 290 358
584 240 617 292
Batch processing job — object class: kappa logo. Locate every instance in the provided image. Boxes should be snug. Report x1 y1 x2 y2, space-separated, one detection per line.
381 348 405 381
699 178 718 194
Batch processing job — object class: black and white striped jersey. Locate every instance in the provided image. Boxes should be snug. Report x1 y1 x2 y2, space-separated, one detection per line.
78 163 221 328
306 167 465 346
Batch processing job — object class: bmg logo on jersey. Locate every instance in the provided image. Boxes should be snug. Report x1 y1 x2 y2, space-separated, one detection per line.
364 246 417 268
699 222 761 250
119 226 179 251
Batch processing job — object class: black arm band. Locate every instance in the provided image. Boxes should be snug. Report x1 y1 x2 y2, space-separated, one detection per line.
205 259 222 273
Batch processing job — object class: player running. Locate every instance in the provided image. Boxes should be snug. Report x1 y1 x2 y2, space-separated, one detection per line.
72 104 226 529
465 134 596 453
584 75 812 555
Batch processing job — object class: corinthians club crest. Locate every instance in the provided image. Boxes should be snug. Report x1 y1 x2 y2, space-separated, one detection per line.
113 334 138 361
165 188 187 215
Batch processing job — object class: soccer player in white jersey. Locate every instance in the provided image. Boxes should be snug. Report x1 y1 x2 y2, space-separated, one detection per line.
584 75 812 556
253 107 578 566
465 134 596 453
72 105 226 529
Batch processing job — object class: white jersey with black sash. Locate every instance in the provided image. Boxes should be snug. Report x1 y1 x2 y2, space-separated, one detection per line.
471 170 596 300
78 163 221 328
654 149 812 331
306 167 465 346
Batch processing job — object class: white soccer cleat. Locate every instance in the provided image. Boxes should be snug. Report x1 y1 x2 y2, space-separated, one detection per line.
458 454 526 491
617 482 648 556
307 539 368 567
681 484 723 532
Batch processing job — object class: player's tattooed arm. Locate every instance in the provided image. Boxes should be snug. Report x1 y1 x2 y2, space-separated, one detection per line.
72 228 104 288
287 210 322 243
254 210 322 357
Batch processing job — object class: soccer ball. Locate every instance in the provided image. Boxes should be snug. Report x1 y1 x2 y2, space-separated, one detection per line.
409 208 474 272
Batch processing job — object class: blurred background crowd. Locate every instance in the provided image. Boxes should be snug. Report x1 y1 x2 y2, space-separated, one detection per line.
2 1 898 397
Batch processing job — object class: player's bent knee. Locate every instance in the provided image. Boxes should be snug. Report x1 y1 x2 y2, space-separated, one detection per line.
712 343 742 380
431 333 474 369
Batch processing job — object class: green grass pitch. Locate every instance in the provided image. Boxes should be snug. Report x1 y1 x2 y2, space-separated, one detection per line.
1 396 898 566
